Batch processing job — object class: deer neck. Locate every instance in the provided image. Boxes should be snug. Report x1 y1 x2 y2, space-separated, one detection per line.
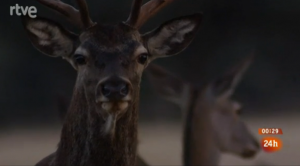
183 88 220 166
54 86 139 166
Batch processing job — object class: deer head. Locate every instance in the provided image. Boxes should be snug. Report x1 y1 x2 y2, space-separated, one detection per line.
22 0 202 136
206 55 260 158
146 55 260 161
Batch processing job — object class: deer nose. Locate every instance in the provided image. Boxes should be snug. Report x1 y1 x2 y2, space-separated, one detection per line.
102 84 129 98
242 148 257 158
242 140 260 158
98 78 130 101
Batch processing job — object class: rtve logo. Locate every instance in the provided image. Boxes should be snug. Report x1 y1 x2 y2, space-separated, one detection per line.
10 4 37 18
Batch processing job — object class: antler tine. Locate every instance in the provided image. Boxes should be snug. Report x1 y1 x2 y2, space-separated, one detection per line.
37 0 94 29
135 0 174 29
75 0 94 29
126 0 144 27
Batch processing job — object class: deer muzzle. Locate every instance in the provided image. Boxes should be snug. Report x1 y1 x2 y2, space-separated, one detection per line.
95 76 132 136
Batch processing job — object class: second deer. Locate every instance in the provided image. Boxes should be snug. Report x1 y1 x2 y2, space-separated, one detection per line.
146 55 260 165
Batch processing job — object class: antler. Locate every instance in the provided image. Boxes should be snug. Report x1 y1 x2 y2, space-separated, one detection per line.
37 0 95 29
126 0 143 27
126 0 174 29
37 0 172 29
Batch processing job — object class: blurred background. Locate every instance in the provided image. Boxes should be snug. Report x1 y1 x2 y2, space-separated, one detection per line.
0 0 299 165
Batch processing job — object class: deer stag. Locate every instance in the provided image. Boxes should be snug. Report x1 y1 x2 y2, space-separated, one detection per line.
146 55 260 165
22 0 203 165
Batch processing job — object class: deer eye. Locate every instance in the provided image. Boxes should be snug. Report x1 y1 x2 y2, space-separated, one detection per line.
74 54 86 65
137 53 148 65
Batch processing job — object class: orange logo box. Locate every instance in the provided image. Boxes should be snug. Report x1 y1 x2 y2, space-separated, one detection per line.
261 137 282 153
258 128 283 135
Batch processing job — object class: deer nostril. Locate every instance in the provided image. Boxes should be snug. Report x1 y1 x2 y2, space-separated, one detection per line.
120 84 129 96
102 85 112 97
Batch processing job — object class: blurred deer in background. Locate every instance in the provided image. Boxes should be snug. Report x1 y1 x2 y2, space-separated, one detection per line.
146 55 260 165
22 0 203 165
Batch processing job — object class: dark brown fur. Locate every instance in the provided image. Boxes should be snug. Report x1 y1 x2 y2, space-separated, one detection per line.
49 94 149 166
52 86 139 166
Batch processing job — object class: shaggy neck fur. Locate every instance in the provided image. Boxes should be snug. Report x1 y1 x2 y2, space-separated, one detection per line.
183 88 220 166
53 86 139 166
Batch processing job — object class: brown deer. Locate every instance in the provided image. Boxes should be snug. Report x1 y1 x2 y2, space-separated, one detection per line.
146 55 260 165
21 0 203 165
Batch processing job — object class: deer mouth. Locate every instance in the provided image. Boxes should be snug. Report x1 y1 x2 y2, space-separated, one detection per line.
96 93 131 111
95 95 131 136
241 149 258 158
101 101 130 112
96 100 130 137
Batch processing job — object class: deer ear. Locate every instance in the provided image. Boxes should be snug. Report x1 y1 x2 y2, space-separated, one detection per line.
146 64 189 105
22 16 78 59
143 13 202 60
211 54 254 98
